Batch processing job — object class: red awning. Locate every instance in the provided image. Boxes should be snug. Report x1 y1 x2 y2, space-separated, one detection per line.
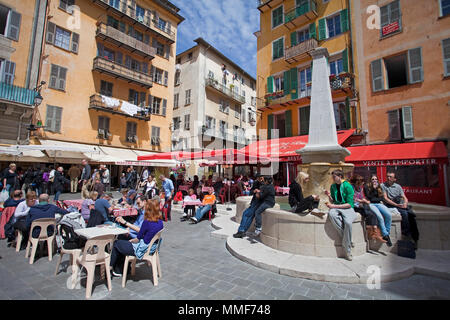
346 141 449 164
241 129 356 161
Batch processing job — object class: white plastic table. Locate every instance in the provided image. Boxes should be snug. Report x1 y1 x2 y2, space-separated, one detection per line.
75 225 128 239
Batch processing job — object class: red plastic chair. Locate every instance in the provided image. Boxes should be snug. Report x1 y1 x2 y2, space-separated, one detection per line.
218 188 226 204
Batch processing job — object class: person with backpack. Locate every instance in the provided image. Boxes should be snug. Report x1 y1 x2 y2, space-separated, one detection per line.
41 168 50 195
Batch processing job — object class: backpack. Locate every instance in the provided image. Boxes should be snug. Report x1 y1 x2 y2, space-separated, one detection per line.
87 209 106 227
57 212 86 250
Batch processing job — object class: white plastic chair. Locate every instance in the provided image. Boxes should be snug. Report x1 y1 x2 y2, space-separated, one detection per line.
54 225 83 289
75 234 115 299
25 218 57 264
122 229 163 288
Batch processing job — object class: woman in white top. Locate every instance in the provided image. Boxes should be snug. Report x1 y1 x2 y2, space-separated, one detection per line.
13 191 38 246
141 175 156 198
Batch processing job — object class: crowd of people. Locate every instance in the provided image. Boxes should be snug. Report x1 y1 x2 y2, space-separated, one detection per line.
1 159 420 264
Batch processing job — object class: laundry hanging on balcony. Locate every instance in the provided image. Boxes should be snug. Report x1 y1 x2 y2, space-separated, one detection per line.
101 95 121 109
121 101 142 116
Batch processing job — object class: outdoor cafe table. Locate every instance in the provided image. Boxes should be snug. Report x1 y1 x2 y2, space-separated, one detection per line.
112 207 138 217
63 199 84 210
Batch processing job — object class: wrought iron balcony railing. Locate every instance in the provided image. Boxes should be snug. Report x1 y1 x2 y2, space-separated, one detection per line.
285 38 318 64
89 93 151 121
284 0 318 26
205 78 245 104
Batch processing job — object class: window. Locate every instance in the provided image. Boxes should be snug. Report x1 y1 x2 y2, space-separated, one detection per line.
208 70 214 79
380 0 402 38
126 122 137 142
98 116 110 139
333 102 349 130
205 116 216 130
54 26 71 51
443 38 450 76
185 89 191 105
219 99 229 114
272 5 283 29
184 114 190 130
440 0 450 17
219 121 227 139
46 22 78 53
151 126 160 145
173 117 181 130
235 104 240 119
233 125 239 142
272 37 284 60
135 5 145 21
329 58 343 76
251 97 256 107
155 41 165 56
45 105 63 133
0 59 16 85
296 28 310 44
299 67 312 97
152 97 161 114
109 0 120 10
59 0 75 13
174 70 180 85
299 106 310 135
326 14 341 38
274 112 286 138
128 89 146 107
152 66 164 84
0 4 21 41
103 47 115 61
174 93 179 109
49 64 67 91
370 47 423 92
157 17 167 31
273 74 284 92
386 165 439 188
100 80 113 97
388 106 414 141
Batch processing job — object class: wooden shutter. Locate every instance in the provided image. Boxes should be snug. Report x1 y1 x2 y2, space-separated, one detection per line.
46 106 55 131
318 18 326 40
148 94 153 110
54 106 62 132
443 39 450 76
165 44 170 59
116 51 123 65
380 5 389 28
49 64 58 88
58 67 67 90
340 9 349 33
283 71 290 96
144 34 150 44
285 110 292 137
125 55 131 68
267 76 274 93
71 32 79 53
2 60 15 85
97 42 104 57
128 89 135 103
139 92 146 107
290 67 298 99
46 21 56 44
268 114 274 139
342 48 349 72
164 71 168 86
309 22 316 40
7 10 21 41
290 31 297 47
408 47 423 83
142 63 148 74
402 106 414 139
299 106 310 135
162 99 167 116
370 59 384 92
126 122 132 140
388 109 401 141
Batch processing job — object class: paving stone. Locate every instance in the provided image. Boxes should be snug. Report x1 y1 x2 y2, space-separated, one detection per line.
305 288 333 300
248 282 272 294
208 289 237 300
264 278 285 289
231 277 252 287
229 286 254 299
212 280 236 292
346 291 376 300
266 288 293 300
290 293 313 300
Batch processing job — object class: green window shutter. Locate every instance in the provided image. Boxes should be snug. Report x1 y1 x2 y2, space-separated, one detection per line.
285 110 292 137
283 71 290 95
309 22 316 40
299 106 310 135
290 31 297 47
342 48 349 72
268 114 274 139
290 68 298 100
318 18 326 40
340 9 349 32
267 76 274 93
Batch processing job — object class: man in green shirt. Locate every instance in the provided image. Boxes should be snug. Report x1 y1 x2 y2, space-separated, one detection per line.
325 169 357 261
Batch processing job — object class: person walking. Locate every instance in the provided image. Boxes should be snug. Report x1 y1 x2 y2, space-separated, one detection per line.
53 167 70 203
325 169 357 261
80 159 91 189
2 163 18 192
100 165 110 192
159 174 174 221
68 164 81 193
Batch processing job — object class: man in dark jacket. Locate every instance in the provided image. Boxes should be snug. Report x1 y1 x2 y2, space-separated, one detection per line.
53 167 70 203
26 193 68 239
253 176 276 236
233 174 266 238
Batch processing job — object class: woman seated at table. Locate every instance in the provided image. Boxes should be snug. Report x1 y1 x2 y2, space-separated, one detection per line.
12 191 38 247
140 175 156 199
288 172 324 218
115 195 148 240
189 187 216 224
110 197 163 277
180 188 198 221
81 191 98 222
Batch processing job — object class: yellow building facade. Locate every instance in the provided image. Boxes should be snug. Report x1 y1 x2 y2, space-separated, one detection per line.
31 0 183 157
256 0 360 140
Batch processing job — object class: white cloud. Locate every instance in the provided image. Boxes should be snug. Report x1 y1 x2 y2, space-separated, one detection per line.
171 0 259 78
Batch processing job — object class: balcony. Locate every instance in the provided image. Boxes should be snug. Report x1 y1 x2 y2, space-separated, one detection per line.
89 93 151 121
96 23 156 59
256 0 283 13
285 38 318 64
91 0 176 43
329 73 354 93
0 82 37 107
205 78 245 105
92 56 153 88
284 0 318 30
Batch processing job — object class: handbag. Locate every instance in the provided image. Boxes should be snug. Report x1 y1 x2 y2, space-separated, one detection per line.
397 240 416 259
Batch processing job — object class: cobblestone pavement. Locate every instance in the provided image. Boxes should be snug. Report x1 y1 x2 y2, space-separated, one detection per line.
0 192 449 300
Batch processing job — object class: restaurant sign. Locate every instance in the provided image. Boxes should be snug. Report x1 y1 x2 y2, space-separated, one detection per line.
382 21 400 37
357 158 438 167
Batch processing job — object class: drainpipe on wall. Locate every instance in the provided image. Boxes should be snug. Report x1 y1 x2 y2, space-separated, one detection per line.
347 0 360 130
16 113 26 145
